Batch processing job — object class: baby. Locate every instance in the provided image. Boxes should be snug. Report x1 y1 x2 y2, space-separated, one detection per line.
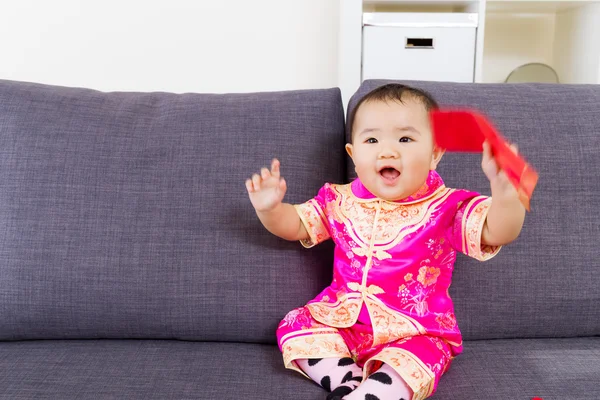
245 84 525 400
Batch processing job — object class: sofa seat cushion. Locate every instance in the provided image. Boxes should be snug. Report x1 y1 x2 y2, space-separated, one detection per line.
434 337 599 399
1 337 597 399
0 340 321 399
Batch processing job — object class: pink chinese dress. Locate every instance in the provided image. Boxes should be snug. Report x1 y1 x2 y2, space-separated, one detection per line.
276 171 500 400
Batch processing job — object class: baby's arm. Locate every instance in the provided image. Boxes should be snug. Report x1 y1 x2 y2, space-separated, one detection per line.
480 141 526 246
245 159 309 241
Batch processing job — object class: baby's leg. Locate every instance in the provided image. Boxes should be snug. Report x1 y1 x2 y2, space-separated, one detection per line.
296 357 363 399
348 335 453 400
277 307 363 397
342 362 412 400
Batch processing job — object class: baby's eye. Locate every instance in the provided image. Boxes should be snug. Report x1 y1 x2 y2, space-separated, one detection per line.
366 138 378 144
399 137 412 143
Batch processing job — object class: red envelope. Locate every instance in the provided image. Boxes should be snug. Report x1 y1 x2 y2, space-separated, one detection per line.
430 109 538 211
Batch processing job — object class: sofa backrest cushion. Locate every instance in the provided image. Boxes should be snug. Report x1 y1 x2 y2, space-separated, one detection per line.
347 80 600 340
0 80 345 343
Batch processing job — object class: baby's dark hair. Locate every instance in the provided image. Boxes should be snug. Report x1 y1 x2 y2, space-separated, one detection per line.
347 83 439 142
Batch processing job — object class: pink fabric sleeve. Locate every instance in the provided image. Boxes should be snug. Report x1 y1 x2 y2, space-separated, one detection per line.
293 185 331 248
448 195 501 261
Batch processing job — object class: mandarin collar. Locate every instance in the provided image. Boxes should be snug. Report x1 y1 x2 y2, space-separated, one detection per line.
350 170 445 204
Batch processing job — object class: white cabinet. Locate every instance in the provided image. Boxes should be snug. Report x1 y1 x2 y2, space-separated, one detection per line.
362 13 478 82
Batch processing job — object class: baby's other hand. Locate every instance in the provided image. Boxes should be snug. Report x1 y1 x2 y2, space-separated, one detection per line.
245 158 287 212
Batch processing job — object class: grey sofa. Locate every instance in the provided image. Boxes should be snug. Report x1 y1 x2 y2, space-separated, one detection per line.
0 78 598 400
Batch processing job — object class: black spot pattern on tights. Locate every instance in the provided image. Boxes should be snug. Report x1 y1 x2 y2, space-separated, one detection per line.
368 372 392 385
341 371 363 384
325 385 354 400
338 357 355 366
365 394 380 400
341 371 353 383
321 376 332 392
308 358 323 367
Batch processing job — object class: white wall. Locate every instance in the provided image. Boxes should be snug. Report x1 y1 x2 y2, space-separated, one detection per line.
482 12 556 83
553 3 600 84
0 0 340 93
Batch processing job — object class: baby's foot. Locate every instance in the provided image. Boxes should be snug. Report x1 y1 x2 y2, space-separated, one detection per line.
297 357 362 398
325 367 363 400
342 363 411 400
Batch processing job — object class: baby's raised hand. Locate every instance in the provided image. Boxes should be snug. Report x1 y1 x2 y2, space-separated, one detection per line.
245 158 287 212
481 140 519 198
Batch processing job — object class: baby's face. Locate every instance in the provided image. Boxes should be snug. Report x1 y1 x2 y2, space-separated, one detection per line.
346 98 443 201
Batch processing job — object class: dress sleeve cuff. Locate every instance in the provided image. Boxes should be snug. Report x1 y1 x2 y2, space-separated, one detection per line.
462 196 502 261
294 200 330 248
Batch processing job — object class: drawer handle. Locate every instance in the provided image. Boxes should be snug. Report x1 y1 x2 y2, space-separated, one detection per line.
405 38 434 49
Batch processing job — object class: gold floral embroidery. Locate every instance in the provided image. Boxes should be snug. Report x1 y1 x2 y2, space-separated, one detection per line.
423 337 452 383
364 347 435 400
364 296 427 346
461 197 502 261
282 332 351 377
347 282 385 295
398 267 433 316
294 200 330 248
350 329 376 356
278 307 328 332
435 311 457 333
417 266 441 287
426 237 446 260
367 285 385 295
330 185 453 259
404 273 413 282
306 295 362 328
352 247 392 260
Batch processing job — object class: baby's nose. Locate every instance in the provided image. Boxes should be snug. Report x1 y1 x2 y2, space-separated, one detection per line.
378 147 400 158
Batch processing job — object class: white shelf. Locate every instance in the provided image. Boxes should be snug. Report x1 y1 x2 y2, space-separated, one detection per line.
363 0 481 12
363 12 478 25
487 0 593 13
365 0 595 13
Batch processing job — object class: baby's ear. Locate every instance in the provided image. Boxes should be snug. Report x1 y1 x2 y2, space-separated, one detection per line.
345 143 354 159
430 146 445 170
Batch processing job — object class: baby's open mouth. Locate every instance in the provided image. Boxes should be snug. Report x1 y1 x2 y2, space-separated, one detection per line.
379 167 400 180
379 167 400 183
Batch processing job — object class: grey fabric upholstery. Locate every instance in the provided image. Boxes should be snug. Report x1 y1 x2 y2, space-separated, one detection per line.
0 338 597 399
0 79 345 342
347 80 600 341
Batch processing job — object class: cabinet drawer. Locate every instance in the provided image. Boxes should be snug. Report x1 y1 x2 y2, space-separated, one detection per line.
362 25 477 83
